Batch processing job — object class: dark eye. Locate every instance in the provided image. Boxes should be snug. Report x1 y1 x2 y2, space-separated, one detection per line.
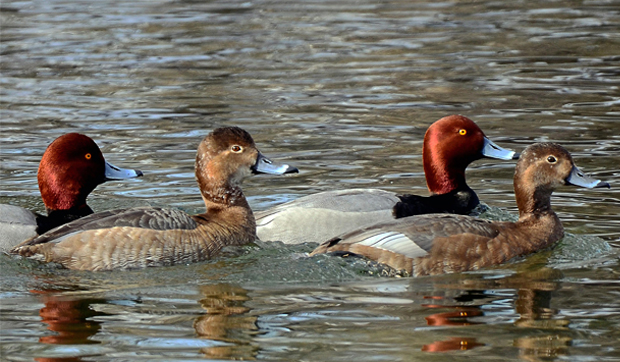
547 155 557 163
85 153 92 160
231 145 243 153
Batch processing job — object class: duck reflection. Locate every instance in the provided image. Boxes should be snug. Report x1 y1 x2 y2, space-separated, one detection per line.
422 337 484 352
35 358 82 362
423 302 484 327
194 283 258 359
421 293 486 352
420 267 570 359
510 271 571 362
30 289 106 362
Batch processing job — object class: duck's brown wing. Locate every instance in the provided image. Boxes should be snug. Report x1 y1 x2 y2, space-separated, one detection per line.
11 207 197 251
310 214 502 275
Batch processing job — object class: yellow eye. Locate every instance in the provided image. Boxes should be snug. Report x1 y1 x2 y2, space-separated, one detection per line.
459 129 467 136
85 153 92 160
231 145 243 153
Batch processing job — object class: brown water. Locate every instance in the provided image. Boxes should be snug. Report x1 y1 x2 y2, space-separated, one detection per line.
1 0 619 361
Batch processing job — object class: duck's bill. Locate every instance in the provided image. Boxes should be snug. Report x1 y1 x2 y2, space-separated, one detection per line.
104 161 144 180
566 166 610 188
482 137 519 160
252 153 299 175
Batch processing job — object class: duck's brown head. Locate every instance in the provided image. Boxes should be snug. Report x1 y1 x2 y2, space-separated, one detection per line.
514 142 609 217
195 127 298 206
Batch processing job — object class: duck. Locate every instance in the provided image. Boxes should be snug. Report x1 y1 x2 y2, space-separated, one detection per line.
255 115 518 245
310 143 610 276
10 127 298 271
0 133 143 253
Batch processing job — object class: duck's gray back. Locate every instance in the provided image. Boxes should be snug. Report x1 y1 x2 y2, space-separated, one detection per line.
0 204 38 253
255 189 399 245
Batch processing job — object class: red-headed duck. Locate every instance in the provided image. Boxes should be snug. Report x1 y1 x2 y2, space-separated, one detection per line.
310 143 610 276
255 115 518 244
0 133 142 253
10 127 298 271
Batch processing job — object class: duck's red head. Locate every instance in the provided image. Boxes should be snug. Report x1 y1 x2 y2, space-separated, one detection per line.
37 133 142 212
423 115 516 194
38 133 107 212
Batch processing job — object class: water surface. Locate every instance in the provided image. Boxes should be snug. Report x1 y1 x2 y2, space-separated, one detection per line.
1 0 619 361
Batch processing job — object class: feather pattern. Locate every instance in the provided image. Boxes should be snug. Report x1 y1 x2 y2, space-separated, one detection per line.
256 189 400 244
311 143 607 277
10 127 296 271
13 206 255 271
256 115 516 245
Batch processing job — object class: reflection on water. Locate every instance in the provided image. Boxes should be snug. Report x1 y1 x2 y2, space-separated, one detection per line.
431 268 573 361
421 299 485 352
31 291 105 362
1 0 619 361
1 253 619 361
7 281 259 361
35 293 104 346
514 288 571 362
249 268 588 361
194 284 258 359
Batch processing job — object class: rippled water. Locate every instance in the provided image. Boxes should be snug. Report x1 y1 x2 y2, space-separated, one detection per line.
1 0 619 361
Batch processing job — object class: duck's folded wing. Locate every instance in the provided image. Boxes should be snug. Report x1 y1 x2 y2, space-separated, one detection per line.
0 204 39 253
255 189 401 244
11 207 197 249
311 214 500 259
257 188 400 218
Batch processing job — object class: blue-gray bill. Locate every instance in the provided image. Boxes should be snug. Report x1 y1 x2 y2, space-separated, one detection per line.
566 165 610 188
482 137 519 160
104 161 144 180
252 153 299 175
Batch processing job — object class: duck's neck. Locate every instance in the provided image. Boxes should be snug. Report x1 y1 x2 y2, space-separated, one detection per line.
423 153 468 195
39 179 87 211
200 181 250 210
38 205 94 234
199 182 256 241
513 205 564 254
515 184 555 219
511 171 564 252
39 166 95 212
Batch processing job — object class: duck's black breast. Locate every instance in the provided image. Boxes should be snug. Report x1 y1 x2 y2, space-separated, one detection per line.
36 206 95 235
393 188 480 218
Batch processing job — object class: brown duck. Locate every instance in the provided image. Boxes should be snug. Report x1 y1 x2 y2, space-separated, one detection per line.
11 127 298 271
310 143 609 276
